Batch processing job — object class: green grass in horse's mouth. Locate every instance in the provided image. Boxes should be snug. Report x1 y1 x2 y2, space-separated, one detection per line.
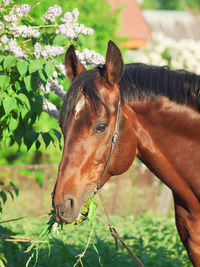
45 194 97 235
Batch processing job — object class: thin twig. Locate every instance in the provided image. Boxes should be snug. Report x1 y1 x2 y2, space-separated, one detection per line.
2 238 48 243
23 39 32 43
27 14 34 22
74 220 95 267
31 24 58 29
0 217 24 224
25 1 40 22
0 234 48 243
0 234 31 239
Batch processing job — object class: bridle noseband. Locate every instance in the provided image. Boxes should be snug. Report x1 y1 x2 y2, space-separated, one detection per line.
96 92 121 191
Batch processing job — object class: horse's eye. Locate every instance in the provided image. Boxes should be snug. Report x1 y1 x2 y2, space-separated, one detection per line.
94 122 108 133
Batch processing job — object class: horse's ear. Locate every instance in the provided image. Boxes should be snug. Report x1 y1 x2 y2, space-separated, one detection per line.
104 40 124 85
65 45 86 81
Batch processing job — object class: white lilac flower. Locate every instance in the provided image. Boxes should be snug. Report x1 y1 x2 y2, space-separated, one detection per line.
41 45 64 58
44 81 51 94
3 0 10 6
48 79 66 100
56 23 76 39
52 71 58 78
5 38 24 58
10 25 40 38
76 24 94 35
34 42 42 58
57 8 94 39
76 49 105 67
0 22 4 30
42 98 59 119
61 8 79 23
42 5 62 22
15 4 31 18
61 11 73 24
3 12 17 24
56 22 94 40
40 71 66 99
1 35 9 44
72 8 79 22
58 64 66 76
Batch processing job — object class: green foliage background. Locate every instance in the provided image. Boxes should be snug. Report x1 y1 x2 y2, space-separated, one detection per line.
142 0 200 12
0 0 120 168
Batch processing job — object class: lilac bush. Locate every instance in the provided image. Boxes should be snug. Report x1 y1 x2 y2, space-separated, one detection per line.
0 1 105 150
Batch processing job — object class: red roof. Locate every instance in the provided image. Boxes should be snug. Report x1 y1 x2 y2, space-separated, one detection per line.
109 0 151 48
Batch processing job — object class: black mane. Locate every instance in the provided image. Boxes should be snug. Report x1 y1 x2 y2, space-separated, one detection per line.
120 64 200 107
59 63 200 132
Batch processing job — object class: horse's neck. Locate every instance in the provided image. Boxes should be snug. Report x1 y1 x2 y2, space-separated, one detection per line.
131 96 200 141
131 97 200 194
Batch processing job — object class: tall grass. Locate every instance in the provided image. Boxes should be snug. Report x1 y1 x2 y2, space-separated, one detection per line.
1 212 191 267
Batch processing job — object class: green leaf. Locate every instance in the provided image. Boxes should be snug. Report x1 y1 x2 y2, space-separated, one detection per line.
16 60 29 76
41 132 52 148
21 106 28 119
0 55 5 64
3 96 17 114
10 181 19 196
15 81 21 91
2 127 11 140
53 34 67 46
0 191 7 204
44 61 55 79
24 75 32 92
17 93 31 109
87 198 97 225
24 136 33 151
0 113 8 122
0 75 11 89
5 136 12 147
29 131 39 142
38 69 48 84
3 55 17 69
35 139 41 150
9 117 18 131
29 59 43 74
51 129 61 142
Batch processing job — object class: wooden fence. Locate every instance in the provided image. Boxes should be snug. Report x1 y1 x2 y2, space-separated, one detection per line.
0 163 173 216
0 164 58 215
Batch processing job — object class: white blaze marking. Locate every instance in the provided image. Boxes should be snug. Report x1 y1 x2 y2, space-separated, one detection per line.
75 95 85 119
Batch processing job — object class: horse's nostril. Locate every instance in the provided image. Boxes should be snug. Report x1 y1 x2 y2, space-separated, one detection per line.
66 198 74 210
64 195 74 209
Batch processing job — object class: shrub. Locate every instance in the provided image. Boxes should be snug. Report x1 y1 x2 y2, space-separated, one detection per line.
0 0 107 153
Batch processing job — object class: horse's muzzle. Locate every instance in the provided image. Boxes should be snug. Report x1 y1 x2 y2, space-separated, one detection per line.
55 195 78 223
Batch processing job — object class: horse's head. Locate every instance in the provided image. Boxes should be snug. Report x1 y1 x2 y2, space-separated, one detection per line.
53 41 137 223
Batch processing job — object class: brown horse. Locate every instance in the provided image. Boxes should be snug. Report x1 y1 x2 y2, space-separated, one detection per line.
53 40 200 266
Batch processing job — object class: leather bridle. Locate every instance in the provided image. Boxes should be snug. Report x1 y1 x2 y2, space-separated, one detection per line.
52 92 121 202
96 92 121 191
